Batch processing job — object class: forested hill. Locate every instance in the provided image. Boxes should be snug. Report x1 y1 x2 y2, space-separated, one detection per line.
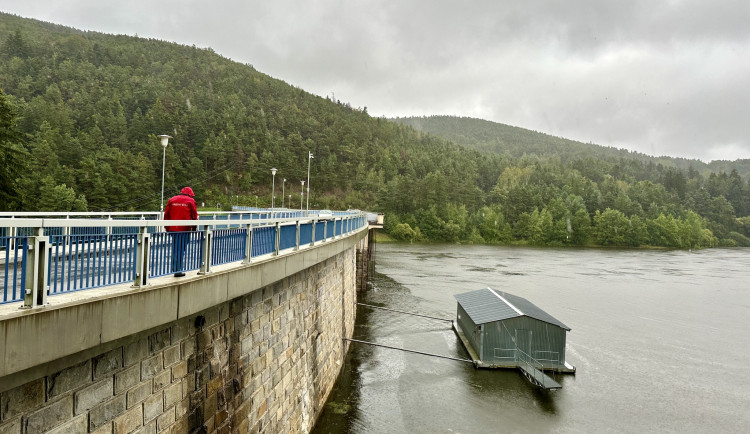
1 13 749 248
392 115 750 178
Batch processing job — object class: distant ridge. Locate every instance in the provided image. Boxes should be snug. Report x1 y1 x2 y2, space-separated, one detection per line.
391 116 750 179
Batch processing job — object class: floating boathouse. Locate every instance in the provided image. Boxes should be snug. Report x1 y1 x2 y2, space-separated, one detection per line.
453 287 575 389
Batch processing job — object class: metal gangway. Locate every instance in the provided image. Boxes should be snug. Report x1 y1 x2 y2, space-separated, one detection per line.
515 348 562 390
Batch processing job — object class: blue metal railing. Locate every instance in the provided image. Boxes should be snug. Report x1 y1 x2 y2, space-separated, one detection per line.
251 225 276 257
279 225 297 251
335 220 343 236
299 223 313 246
1 236 28 305
314 222 326 242
48 234 138 294
149 231 204 277
212 229 246 266
1 210 369 305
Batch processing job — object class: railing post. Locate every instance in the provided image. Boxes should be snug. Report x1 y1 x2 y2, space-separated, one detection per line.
23 227 49 308
323 219 328 242
295 220 300 251
9 219 16 250
311 219 316 247
133 226 150 288
199 228 213 274
243 225 253 264
274 222 280 256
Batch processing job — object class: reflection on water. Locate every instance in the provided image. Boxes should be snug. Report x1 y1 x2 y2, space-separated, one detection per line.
313 245 750 433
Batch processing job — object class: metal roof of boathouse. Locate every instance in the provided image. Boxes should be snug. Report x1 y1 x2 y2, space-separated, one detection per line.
454 287 570 330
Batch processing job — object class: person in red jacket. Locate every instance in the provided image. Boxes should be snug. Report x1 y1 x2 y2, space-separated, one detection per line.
164 186 198 277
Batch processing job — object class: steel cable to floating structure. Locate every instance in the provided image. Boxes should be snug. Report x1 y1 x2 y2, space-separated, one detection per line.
343 338 474 364
356 302 452 322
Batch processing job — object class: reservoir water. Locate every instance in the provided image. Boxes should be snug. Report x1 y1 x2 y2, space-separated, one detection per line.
313 244 750 433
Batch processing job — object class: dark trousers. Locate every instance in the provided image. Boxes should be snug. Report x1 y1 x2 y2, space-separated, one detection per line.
170 231 190 273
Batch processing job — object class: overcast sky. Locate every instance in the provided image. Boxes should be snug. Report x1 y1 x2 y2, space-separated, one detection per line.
4 0 749 162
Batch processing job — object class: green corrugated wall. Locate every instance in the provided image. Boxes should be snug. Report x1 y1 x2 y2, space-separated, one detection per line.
480 317 567 369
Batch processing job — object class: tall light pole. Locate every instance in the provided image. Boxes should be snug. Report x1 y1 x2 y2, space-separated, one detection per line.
300 180 305 211
158 135 172 213
270 168 277 209
306 152 313 212
281 178 286 208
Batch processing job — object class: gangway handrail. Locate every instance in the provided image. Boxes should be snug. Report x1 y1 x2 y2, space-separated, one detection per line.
516 347 560 389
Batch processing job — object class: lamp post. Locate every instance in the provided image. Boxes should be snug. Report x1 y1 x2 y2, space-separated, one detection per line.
306 152 313 212
281 178 286 208
300 180 305 211
270 168 277 210
158 135 172 213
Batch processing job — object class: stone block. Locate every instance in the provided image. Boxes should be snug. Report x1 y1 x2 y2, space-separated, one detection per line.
0 378 45 420
126 381 151 409
230 299 244 317
195 366 210 389
141 353 163 380
148 329 171 355
170 319 190 344
181 339 196 359
89 395 126 431
189 390 205 413
156 406 175 432
90 421 113 434
93 347 123 380
171 361 188 382
203 307 220 328
140 419 157 434
196 330 211 351
143 393 163 423
46 413 87 434
162 345 180 368
215 409 229 428
123 339 147 368
240 334 253 357
22 395 73 433
75 377 113 415
175 396 189 419
202 393 217 422
168 416 188 434
206 376 223 399
0 417 21 434
115 365 140 395
47 360 91 399
153 369 171 392
113 404 142 434
163 383 182 410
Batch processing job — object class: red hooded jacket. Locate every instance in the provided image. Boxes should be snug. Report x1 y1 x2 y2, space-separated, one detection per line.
164 187 198 232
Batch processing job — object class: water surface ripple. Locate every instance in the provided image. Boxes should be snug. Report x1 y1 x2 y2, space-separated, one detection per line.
314 245 750 433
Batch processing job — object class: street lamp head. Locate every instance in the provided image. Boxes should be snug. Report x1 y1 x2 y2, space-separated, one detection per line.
158 135 172 148
283 178 286 183
301 180 305 186
271 168 277 176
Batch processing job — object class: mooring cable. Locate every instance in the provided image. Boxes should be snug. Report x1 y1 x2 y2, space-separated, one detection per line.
343 338 474 364
356 303 452 322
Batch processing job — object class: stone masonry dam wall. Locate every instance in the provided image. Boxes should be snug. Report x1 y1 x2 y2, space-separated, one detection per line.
0 229 368 433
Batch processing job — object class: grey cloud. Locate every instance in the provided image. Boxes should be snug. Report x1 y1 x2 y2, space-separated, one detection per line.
3 0 749 161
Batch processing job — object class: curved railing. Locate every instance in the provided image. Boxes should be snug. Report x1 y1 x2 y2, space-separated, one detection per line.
0 210 368 307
